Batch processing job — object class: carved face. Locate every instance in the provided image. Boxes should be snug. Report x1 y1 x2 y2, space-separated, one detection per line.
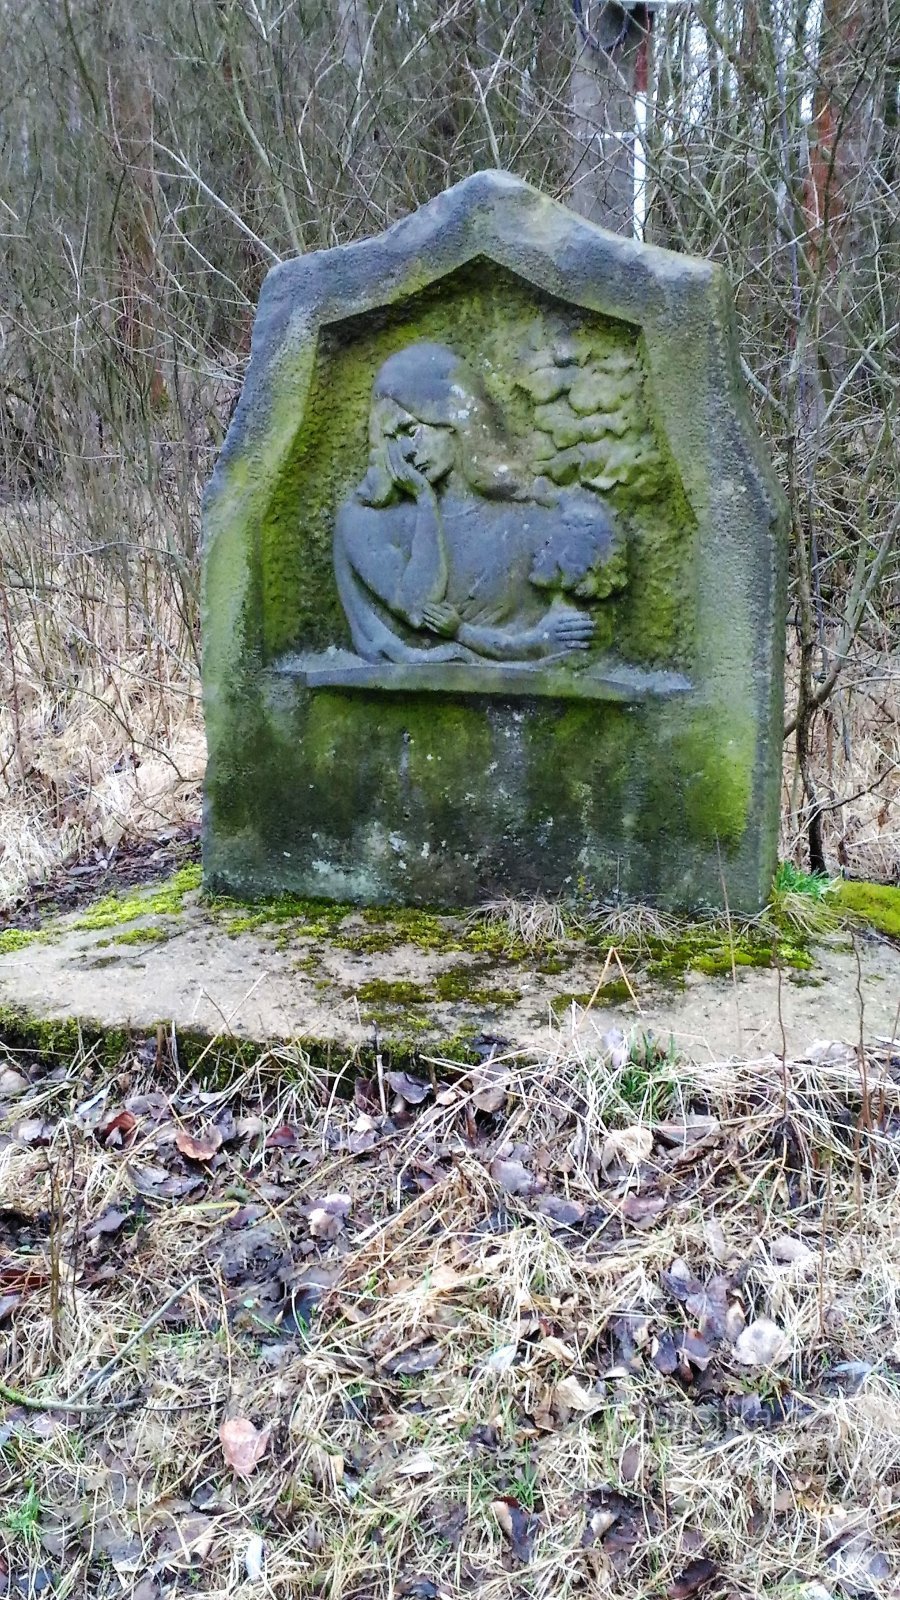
383 404 457 486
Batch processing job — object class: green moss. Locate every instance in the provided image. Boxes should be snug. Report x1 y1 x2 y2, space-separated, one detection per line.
834 879 900 940
665 708 755 849
112 925 171 947
0 1001 478 1087
692 947 763 977
551 982 633 1010
73 864 202 933
432 964 479 1002
212 892 351 941
365 1011 433 1036
638 920 812 986
355 978 430 1006
0 928 41 955
432 964 520 1007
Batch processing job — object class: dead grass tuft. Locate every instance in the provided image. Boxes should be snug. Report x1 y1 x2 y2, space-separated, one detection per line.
0 501 204 909
475 896 571 950
3 1025 900 1595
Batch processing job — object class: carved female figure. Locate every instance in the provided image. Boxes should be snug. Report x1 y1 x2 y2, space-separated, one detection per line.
333 341 627 665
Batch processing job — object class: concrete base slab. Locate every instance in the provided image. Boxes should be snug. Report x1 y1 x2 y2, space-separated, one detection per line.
1 874 898 1062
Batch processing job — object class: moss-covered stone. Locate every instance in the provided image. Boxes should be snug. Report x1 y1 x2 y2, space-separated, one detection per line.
201 172 787 917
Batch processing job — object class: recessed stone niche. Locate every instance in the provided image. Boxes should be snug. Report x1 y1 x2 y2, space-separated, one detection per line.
202 171 787 912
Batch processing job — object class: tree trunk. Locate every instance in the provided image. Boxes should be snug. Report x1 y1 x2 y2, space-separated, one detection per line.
568 2 650 235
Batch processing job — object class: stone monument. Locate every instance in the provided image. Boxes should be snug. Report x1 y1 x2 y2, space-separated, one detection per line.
202 171 787 912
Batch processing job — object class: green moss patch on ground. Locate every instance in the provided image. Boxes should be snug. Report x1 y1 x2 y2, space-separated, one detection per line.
0 928 42 955
834 878 900 940
0 1000 477 1085
71 864 203 933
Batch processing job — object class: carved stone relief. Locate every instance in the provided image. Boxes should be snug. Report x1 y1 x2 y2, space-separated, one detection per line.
201 171 788 912
333 340 629 668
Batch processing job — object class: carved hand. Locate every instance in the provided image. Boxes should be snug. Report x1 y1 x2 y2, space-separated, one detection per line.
544 605 595 651
421 601 461 638
387 439 434 499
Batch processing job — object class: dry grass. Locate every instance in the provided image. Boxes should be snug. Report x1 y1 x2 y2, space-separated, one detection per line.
0 504 204 908
3 1023 900 1597
781 636 900 886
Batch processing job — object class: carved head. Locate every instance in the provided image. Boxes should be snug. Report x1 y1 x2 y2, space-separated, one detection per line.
358 342 526 505
529 499 627 601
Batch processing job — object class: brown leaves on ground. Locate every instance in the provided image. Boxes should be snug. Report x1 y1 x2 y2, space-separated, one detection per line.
3 1032 900 1598
307 1192 352 1239
492 1497 541 1564
174 1125 223 1162
218 1416 270 1477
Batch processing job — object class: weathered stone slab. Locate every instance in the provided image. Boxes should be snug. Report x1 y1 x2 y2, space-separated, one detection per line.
2 880 899 1066
202 170 787 912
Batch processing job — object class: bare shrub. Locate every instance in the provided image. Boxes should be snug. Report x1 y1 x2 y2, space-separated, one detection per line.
1 0 897 899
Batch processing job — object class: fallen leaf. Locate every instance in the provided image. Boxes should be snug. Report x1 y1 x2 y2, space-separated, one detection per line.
154 1513 215 1569
601 1028 628 1070
826 1532 892 1595
621 1192 667 1229
0 1068 29 1097
685 1275 730 1342
600 1125 653 1174
485 1342 518 1373
553 1375 605 1414
244 1532 265 1581
96 1108 137 1147
429 1263 470 1292
584 1507 618 1543
536 1195 586 1227
15 1117 53 1146
383 1341 443 1376
398 1450 437 1477
703 1218 729 1263
492 1497 540 1564
667 1556 719 1598
489 1157 543 1196
724 1301 746 1341
652 1330 679 1374
386 1071 431 1105
308 1192 351 1240
677 1330 712 1372
219 1417 270 1477
175 1126 222 1162
427 1499 467 1548
770 1234 816 1266
348 1114 379 1155
84 1206 130 1240
654 1116 719 1147
127 1164 199 1200
266 1123 302 1149
307 1446 344 1486
467 1064 510 1113
733 1317 791 1367
539 1335 577 1363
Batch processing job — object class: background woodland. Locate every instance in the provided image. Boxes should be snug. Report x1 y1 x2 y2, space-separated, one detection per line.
0 0 897 901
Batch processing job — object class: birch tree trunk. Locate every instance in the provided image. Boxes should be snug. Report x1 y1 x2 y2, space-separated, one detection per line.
568 2 649 235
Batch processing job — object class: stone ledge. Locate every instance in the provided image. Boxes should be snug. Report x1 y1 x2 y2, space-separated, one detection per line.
2 872 899 1066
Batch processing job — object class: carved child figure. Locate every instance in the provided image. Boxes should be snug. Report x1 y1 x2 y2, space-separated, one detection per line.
333 342 627 666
